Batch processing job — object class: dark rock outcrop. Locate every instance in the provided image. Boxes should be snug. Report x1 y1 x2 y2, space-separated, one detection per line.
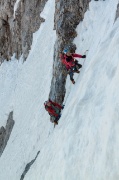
0 0 47 63
115 3 119 21
20 151 40 180
49 0 91 106
0 111 15 156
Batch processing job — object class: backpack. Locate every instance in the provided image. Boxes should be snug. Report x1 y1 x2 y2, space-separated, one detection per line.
61 54 75 69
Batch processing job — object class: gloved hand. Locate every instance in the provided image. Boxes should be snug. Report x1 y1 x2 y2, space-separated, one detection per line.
56 114 61 121
82 55 86 58
58 114 61 118
62 105 65 109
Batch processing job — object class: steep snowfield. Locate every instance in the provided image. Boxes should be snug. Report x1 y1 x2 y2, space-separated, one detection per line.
0 0 56 179
0 0 119 180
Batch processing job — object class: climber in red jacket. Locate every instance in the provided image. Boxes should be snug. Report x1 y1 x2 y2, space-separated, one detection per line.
60 48 86 84
44 99 64 125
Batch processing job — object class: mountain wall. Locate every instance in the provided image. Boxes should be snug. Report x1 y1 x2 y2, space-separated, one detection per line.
0 0 47 62
49 0 91 106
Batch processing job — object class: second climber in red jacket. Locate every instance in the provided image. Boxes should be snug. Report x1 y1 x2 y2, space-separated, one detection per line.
44 99 64 125
60 48 86 84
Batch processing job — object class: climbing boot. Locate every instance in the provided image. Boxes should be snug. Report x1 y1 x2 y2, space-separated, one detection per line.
75 70 80 73
71 79 75 84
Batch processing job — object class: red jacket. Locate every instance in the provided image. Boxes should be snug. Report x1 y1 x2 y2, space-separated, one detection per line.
45 100 62 117
61 53 83 70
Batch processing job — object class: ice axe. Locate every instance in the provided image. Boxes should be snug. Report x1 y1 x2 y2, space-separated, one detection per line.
83 50 88 66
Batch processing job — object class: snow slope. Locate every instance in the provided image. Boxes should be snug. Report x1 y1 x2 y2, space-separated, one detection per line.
1 0 119 180
0 0 56 179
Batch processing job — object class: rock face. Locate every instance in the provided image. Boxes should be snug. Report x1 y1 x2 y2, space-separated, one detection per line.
0 111 15 156
115 3 119 21
49 0 91 106
0 0 47 62
20 151 40 180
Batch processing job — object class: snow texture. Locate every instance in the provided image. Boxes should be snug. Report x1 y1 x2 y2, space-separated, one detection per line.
0 0 119 180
